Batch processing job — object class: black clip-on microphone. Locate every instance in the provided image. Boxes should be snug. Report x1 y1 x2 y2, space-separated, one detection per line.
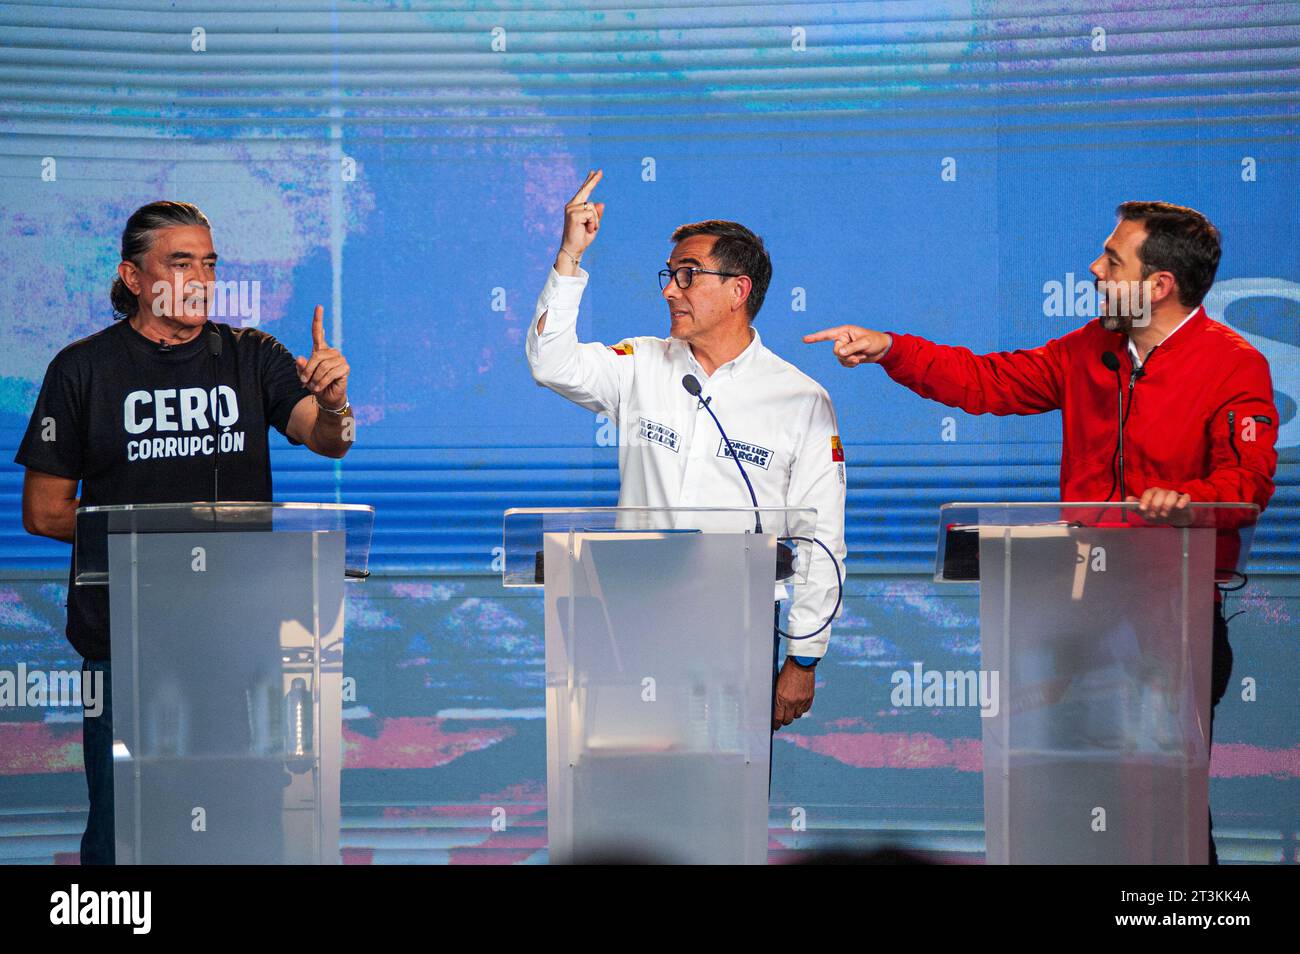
682 374 795 581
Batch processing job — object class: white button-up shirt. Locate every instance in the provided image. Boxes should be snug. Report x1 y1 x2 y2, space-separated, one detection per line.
526 267 847 657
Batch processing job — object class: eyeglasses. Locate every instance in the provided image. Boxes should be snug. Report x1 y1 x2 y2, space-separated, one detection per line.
658 265 742 290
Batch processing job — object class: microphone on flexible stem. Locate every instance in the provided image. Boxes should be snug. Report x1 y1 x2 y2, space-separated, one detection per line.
1100 351 1125 510
681 374 795 581
682 374 762 533
208 328 223 503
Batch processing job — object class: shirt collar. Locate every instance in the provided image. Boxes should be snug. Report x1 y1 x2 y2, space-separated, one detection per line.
1127 306 1200 368
120 316 215 360
683 327 763 380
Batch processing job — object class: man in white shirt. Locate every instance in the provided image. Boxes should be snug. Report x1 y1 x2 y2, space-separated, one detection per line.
526 169 847 730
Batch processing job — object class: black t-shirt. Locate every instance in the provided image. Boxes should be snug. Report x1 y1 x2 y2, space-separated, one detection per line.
14 318 311 660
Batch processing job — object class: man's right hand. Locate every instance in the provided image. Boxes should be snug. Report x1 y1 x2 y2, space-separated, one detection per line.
802 325 893 367
555 169 605 276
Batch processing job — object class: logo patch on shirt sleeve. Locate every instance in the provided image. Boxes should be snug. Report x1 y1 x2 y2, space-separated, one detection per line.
608 341 634 356
831 435 845 462
717 438 773 470
637 417 679 452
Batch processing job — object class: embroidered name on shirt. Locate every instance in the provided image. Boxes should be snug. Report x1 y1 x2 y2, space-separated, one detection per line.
638 417 679 452
717 438 773 470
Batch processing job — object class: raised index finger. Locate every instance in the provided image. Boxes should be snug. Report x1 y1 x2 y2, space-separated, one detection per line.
311 305 327 351
570 169 603 204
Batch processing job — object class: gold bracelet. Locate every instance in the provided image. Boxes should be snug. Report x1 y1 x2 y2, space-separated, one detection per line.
314 395 351 415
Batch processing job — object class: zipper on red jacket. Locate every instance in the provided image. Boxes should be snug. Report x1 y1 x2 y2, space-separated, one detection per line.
1124 343 1155 418
1117 348 1152 498
1121 362 1142 426
1119 373 1136 498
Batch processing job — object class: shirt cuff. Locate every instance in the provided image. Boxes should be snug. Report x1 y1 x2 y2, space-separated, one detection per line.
537 266 589 323
783 630 829 658
877 332 906 369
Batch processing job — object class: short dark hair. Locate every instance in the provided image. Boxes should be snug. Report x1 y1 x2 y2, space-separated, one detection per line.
111 200 211 319
1115 201 1221 307
670 220 772 319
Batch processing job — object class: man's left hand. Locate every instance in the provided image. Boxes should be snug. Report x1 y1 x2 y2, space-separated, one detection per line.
772 659 816 731
296 305 350 410
1127 487 1192 525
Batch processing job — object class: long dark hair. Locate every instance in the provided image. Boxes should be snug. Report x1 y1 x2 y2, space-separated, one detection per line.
111 201 211 318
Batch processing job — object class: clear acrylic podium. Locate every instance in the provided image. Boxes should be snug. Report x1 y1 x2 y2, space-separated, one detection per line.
935 501 1258 865
75 501 374 865
503 506 819 865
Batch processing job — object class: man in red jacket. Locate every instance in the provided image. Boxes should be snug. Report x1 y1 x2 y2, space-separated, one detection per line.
805 201 1279 863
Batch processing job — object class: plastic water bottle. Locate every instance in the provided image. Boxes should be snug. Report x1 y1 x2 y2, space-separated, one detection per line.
687 682 710 751
283 678 313 766
716 684 741 753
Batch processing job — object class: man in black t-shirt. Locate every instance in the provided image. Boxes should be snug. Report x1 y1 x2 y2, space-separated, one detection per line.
15 201 356 864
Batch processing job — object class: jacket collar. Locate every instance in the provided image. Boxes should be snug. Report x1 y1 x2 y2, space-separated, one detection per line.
1127 305 1205 365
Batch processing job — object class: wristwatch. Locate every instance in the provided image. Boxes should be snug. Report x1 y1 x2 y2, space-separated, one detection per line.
790 655 820 669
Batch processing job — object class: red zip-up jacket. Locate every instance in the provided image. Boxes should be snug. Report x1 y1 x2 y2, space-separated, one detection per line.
879 306 1279 572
